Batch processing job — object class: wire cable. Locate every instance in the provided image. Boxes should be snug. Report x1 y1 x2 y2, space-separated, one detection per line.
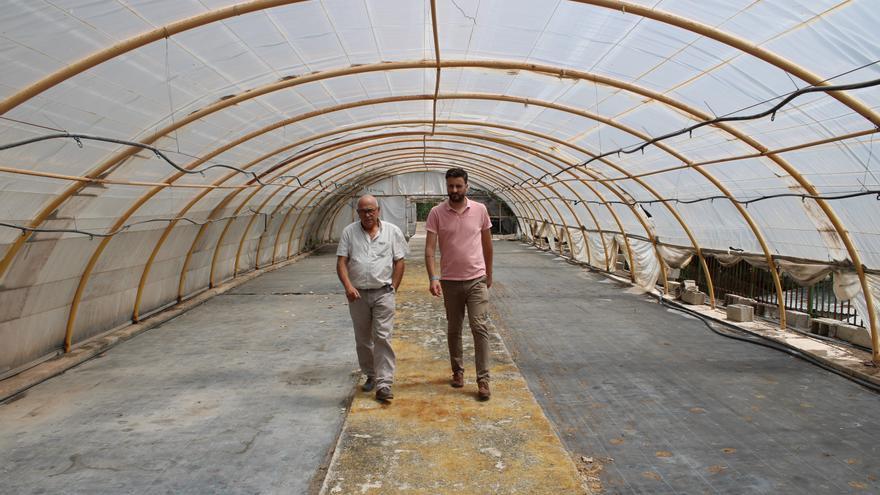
0 133 272 184
535 188 880 208
491 74 880 192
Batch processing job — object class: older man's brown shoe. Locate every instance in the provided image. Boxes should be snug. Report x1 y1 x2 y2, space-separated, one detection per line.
376 387 393 402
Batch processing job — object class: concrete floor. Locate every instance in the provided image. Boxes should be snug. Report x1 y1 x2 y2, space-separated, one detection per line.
2 240 880 494
0 246 358 494
491 241 880 494
319 234 584 494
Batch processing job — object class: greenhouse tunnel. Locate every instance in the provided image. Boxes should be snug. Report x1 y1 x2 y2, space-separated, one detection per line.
1 0 880 493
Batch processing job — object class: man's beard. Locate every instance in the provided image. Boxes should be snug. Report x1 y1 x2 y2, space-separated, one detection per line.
448 192 464 203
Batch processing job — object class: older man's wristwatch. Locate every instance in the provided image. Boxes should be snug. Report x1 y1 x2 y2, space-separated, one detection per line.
429 276 440 281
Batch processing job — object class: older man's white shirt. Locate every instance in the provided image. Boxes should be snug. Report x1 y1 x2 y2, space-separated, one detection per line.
337 221 408 289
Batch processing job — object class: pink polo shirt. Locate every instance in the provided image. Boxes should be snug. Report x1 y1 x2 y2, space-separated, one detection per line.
426 198 492 281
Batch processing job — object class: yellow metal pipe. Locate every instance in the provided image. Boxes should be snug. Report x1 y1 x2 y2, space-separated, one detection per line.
237 147 559 276
574 0 880 126
274 135 629 278
275 159 554 265
274 136 606 267
285 161 553 261
270 142 581 275
41 75 860 346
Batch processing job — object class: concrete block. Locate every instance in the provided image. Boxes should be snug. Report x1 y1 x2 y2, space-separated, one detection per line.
834 323 857 342
682 280 697 291
666 281 682 299
726 294 757 307
753 303 764 316
785 310 811 329
756 303 779 319
840 325 872 348
726 304 754 322
681 290 706 306
810 317 838 337
740 297 757 308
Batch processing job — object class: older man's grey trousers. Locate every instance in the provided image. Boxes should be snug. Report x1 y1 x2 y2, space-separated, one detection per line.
348 285 396 389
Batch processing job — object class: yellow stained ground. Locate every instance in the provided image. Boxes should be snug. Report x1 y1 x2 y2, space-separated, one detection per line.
320 256 590 494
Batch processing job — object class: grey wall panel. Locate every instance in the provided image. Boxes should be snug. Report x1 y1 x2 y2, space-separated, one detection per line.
74 287 139 342
20 278 79 321
0 307 68 374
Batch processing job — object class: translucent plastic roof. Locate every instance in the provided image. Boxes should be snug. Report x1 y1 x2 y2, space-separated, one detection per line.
1 0 879 369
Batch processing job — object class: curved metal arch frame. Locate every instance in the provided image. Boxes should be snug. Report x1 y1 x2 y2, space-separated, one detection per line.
227 145 584 277
217 134 581 282
71 88 734 340
242 147 564 267
3 61 866 295
235 134 598 275
313 163 546 248
291 159 548 250
239 136 592 282
315 164 547 247
3 0 876 125
35 80 846 336
262 132 642 279
283 160 554 258
178 135 572 301
252 133 657 301
293 152 580 260
238 147 579 272
263 160 555 274
5 58 872 354
103 70 872 352
208 114 763 313
124 85 744 334
66 82 810 348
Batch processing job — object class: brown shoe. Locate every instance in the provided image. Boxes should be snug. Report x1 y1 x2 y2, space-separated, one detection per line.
451 371 464 388
376 387 393 402
477 380 491 401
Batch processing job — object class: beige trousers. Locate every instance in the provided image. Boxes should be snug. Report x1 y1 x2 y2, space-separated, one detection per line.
348 286 396 389
440 277 491 382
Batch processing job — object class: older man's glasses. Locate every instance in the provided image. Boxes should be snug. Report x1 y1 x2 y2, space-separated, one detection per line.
357 207 378 216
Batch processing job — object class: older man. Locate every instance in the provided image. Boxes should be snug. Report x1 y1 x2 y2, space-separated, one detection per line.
336 195 407 402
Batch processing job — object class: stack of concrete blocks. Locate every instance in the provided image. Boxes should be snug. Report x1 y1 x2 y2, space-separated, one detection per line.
784 310 811 330
725 294 757 308
680 280 706 305
755 302 780 319
810 317 838 337
726 304 754 322
835 324 872 348
808 319 873 349
666 281 682 299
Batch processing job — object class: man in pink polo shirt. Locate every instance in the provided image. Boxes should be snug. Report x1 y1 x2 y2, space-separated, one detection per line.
425 168 494 401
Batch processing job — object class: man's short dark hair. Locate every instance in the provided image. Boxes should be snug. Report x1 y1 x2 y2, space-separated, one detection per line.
445 167 468 183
